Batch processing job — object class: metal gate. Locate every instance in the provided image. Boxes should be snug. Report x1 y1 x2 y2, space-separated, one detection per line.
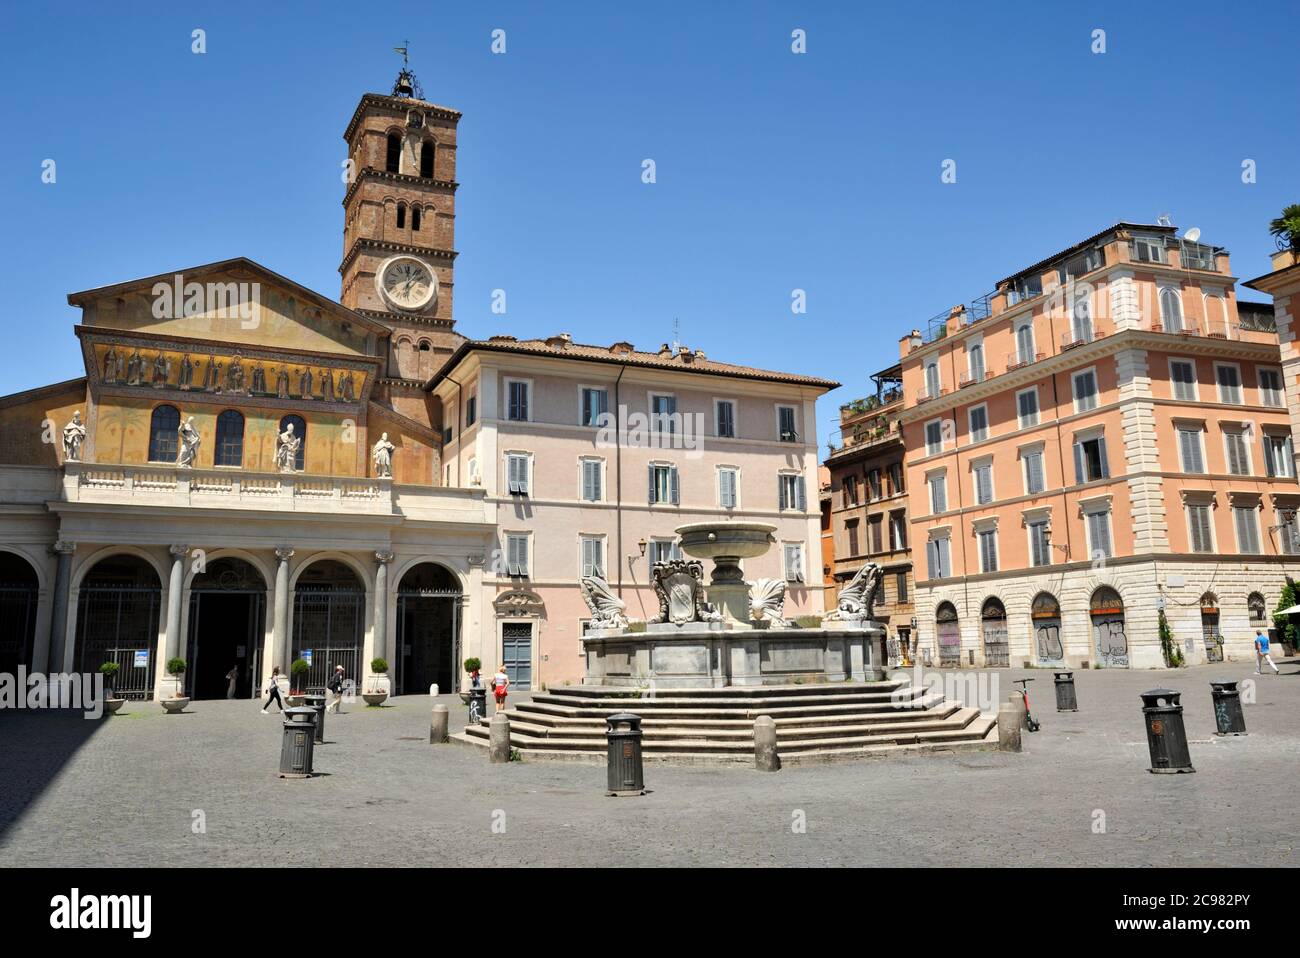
75 585 160 699
293 587 364 693
396 590 460 695
982 617 1009 667
0 582 38 674
1201 610 1223 663
502 622 532 689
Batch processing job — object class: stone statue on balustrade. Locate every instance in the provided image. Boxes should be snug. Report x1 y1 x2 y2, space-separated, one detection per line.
274 422 301 473
824 563 883 623
580 575 629 630
62 411 86 462
371 432 395 478
649 559 721 625
177 416 201 468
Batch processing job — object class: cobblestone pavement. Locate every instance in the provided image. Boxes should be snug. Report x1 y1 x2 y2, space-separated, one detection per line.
2 661 1298 867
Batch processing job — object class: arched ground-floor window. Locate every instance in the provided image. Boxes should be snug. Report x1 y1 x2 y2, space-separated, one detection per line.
936 601 960 667
0 552 39 675
1200 593 1223 662
1031 592 1063 666
75 555 161 699
981 597 1008 667
1090 586 1128 667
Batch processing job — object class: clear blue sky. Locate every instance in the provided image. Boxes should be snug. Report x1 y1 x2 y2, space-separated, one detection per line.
2 1 1296 452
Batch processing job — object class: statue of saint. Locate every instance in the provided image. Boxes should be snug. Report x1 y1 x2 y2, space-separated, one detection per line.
371 432 395 478
126 350 143 385
201 355 219 391
102 346 120 384
298 367 313 399
251 364 266 394
339 372 355 402
178 354 194 390
151 352 170 388
274 422 301 473
275 367 290 399
320 369 335 402
177 416 201 468
62 411 86 462
226 353 245 394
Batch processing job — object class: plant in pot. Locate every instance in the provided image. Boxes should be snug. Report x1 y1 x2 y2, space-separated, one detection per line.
287 658 310 707
99 662 125 714
363 657 389 706
460 656 483 704
161 658 189 713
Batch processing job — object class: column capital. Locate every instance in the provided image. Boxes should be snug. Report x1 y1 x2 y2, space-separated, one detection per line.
467 554 485 568
275 546 295 562
375 550 395 565
169 544 189 558
52 540 76 555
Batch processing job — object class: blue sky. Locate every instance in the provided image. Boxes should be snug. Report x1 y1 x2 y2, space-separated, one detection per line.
2 1 1296 451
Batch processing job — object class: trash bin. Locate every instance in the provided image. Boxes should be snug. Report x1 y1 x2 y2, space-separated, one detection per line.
1054 671 1078 712
1139 688 1194 774
279 707 317 778
1209 680 1247 736
303 693 326 743
467 687 487 727
605 712 645 797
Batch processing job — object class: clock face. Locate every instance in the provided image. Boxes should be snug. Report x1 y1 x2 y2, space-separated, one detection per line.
377 256 437 312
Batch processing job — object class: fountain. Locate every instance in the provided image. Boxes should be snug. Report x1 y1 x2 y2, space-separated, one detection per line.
580 520 886 687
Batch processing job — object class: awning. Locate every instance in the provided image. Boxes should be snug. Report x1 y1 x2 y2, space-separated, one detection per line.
1276 604 1300 616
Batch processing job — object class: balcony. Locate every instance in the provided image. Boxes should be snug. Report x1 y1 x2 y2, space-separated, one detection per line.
1146 317 1276 345
1005 350 1047 372
959 370 991 389
1060 321 1111 351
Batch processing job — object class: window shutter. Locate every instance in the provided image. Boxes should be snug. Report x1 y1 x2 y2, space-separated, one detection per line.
1027 453 1044 493
720 469 736 508
670 466 680 505
648 464 657 504
796 476 807 512
779 476 789 511
976 466 992 504
1073 442 1084 484
1096 437 1109 479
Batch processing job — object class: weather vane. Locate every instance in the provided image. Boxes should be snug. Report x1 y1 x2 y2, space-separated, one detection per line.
393 41 410 67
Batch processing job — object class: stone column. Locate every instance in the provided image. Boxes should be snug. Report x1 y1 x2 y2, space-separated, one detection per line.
273 547 294 673
373 551 394 663
165 545 188 660
47 540 75 672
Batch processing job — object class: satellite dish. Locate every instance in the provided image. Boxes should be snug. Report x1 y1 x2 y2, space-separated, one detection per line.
1184 227 1201 243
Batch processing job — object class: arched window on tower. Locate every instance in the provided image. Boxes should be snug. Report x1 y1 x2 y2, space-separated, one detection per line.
396 202 406 229
420 141 435 178
148 404 180 462
411 206 421 231
385 133 401 173
214 410 245 467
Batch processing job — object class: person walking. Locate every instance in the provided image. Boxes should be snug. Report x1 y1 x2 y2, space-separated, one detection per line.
1255 630 1281 675
225 666 239 700
261 667 285 713
490 664 510 714
328 664 346 713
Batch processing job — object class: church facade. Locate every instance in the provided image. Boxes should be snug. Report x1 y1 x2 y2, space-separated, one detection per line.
0 73 834 699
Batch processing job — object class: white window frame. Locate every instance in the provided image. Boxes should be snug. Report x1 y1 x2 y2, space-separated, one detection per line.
1264 432 1296 479
647 537 682 566
968 403 989 444
713 398 737 439
504 531 532 577
966 337 985 383
1071 367 1099 414
1015 386 1039 429
1020 443 1046 496
775 404 799 443
782 541 806 583
1203 290 1228 334
924 361 941 399
504 377 533 423
1014 320 1036 365
578 533 607 578
971 456 995 506
927 470 948 515
649 391 678 435
926 531 952 580
717 464 741 509
1083 505 1113 561
1214 362 1243 405
778 470 807 513
578 384 610 428
1168 357 1198 402
505 450 533 496
924 417 944 456
1257 366 1284 408
579 456 605 502
648 461 679 506
1158 283 1184 332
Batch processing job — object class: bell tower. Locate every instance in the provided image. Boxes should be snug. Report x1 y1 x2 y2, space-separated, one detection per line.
340 65 462 386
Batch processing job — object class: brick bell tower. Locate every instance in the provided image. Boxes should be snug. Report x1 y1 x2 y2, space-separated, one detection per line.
340 65 462 401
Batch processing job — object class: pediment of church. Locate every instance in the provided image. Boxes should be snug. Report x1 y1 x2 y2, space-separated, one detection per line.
68 258 390 358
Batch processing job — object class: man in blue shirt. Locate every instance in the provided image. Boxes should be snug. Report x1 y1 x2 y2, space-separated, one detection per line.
1254 630 1280 675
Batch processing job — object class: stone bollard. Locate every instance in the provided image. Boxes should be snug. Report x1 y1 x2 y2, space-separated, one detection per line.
997 701 1022 752
1008 691 1028 731
488 712 511 764
430 704 449 744
754 715 780 771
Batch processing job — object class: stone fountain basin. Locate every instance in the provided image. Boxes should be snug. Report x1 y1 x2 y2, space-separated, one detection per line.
676 521 776 560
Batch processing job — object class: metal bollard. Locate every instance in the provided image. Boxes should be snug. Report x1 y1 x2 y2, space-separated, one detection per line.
605 712 645 796
1140 688 1195 774
278 707 317 778
303 692 326 743
753 715 780 771
1210 681 1247 736
467 687 487 728
1054 671 1078 712
997 701 1022 752
430 704 449 743
488 712 511 764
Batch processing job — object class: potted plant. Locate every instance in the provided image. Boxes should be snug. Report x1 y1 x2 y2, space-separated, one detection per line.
287 658 310 707
99 661 125 714
460 657 482 704
363 657 389 706
161 658 190 713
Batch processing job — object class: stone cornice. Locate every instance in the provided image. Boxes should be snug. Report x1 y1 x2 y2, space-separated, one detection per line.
343 93 461 142
339 237 458 276
341 168 458 208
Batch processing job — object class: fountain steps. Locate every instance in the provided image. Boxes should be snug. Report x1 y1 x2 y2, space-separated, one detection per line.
451 682 997 764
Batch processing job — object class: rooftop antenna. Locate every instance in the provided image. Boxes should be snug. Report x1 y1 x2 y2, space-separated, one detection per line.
1157 213 1173 227
672 317 680 354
